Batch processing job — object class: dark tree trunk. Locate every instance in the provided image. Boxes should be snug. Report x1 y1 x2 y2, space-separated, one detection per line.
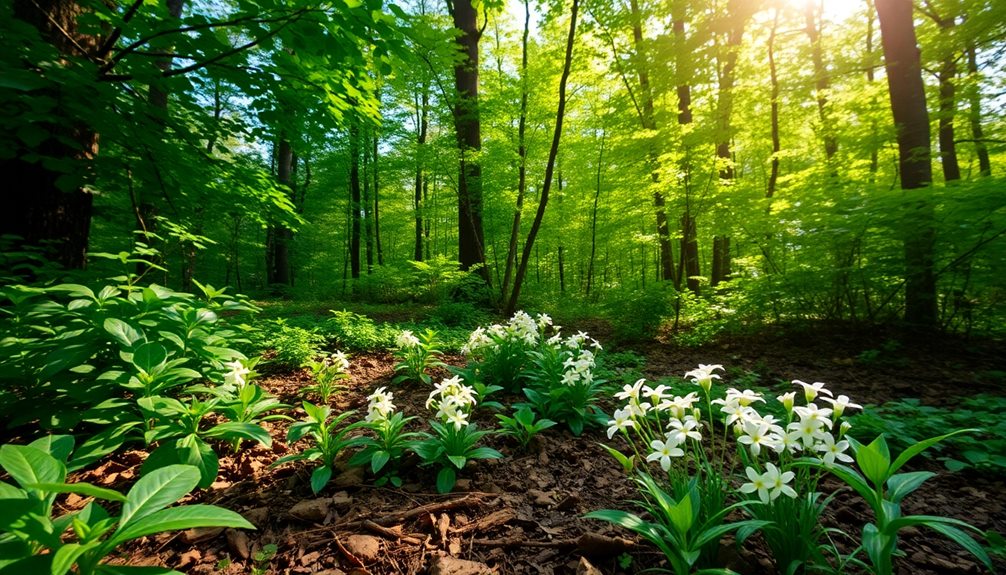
447 0 488 281
875 0 936 326
805 0 838 163
965 45 991 177
505 0 579 315
363 128 374 273
267 137 293 285
866 4 880 177
349 120 362 279
373 130 383 266
680 214 700 293
629 0 675 284
767 7 781 198
414 88 428 261
711 236 731 287
672 3 697 294
3 0 100 270
929 13 960 182
501 0 531 299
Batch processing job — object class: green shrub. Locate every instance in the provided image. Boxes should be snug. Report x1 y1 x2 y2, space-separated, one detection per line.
248 319 326 368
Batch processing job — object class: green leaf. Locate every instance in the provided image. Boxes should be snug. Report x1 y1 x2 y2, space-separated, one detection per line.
436 467 456 494
371 450 390 474
118 465 200 530
310 466 332 495
27 482 126 503
103 318 144 347
109 505 253 548
51 543 90 575
854 436 891 488
886 471 934 504
598 443 634 473
132 342 167 373
889 429 977 476
27 436 75 462
447 455 467 470
203 422 272 447
466 447 503 460
0 445 65 490
924 522 994 572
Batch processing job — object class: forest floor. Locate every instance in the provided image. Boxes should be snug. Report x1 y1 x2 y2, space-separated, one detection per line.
70 323 1006 575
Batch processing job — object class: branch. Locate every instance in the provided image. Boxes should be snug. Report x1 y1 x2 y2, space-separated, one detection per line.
96 0 145 59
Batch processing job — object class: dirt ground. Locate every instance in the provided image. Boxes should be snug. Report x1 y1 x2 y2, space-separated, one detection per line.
66 325 1006 574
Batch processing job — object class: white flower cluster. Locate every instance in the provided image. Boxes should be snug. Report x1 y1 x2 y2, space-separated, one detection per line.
366 387 396 423
461 311 552 355
326 351 350 373
395 330 421 349
426 375 478 430
606 378 705 471
560 346 597 387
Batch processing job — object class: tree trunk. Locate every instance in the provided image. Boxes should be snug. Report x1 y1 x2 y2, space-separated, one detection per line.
672 2 697 294
505 0 579 315
805 0 837 163
629 0 675 284
2 0 100 270
414 88 428 261
447 0 489 281
767 7 781 198
349 120 362 279
966 45 991 177
267 137 293 285
930 13 960 182
586 128 604 296
875 0 936 326
363 127 374 273
501 0 531 299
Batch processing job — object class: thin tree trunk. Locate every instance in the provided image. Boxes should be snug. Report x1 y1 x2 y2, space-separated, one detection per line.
349 120 362 279
767 7 781 198
805 0 838 163
364 127 374 273
505 0 579 315
629 0 675 284
875 0 936 326
267 137 293 285
672 1 697 294
966 44 991 176
501 0 531 300
373 131 383 265
414 88 428 261
586 127 604 296
866 2 880 177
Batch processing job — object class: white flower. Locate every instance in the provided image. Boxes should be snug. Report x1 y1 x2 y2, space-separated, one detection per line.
396 330 421 349
642 384 671 405
815 434 853 465
739 466 771 503
793 403 835 428
685 364 723 392
666 417 702 444
738 420 779 457
646 438 684 472
776 391 796 413
762 463 797 502
606 408 635 439
615 379 647 402
330 351 350 372
788 418 829 447
821 394 862 418
223 359 250 388
729 388 765 407
793 380 833 403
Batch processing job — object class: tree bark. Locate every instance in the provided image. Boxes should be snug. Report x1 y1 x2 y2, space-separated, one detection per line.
2 0 100 269
267 137 294 285
672 1 695 293
629 0 675 284
805 0 837 163
965 44 991 177
875 0 936 326
767 7 781 198
349 120 362 279
447 0 489 282
414 87 428 261
373 129 383 266
363 127 374 273
505 0 579 315
501 0 531 299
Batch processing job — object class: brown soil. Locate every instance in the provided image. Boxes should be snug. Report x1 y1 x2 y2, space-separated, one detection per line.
64 327 1006 574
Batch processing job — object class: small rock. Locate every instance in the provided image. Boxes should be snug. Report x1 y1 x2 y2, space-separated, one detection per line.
332 467 365 488
343 534 381 563
181 527 224 544
177 549 202 569
528 489 554 507
332 491 353 509
290 498 331 523
576 557 604 575
225 528 251 560
300 550 321 566
454 478 472 491
242 507 269 527
429 555 495 575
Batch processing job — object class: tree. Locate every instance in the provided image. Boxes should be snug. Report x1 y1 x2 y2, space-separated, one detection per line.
875 0 936 325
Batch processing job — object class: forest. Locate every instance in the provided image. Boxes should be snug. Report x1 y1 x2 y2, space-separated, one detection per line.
1 0 1005 573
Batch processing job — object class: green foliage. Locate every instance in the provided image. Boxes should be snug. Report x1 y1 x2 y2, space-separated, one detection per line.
250 319 327 369
849 396 1006 474
0 436 252 575
428 302 493 328
604 284 674 342
272 403 358 494
322 310 399 352
302 352 351 403
586 473 767 575
495 406 557 449
349 409 420 487
411 421 502 494
803 432 994 575
392 329 446 385
521 333 608 436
